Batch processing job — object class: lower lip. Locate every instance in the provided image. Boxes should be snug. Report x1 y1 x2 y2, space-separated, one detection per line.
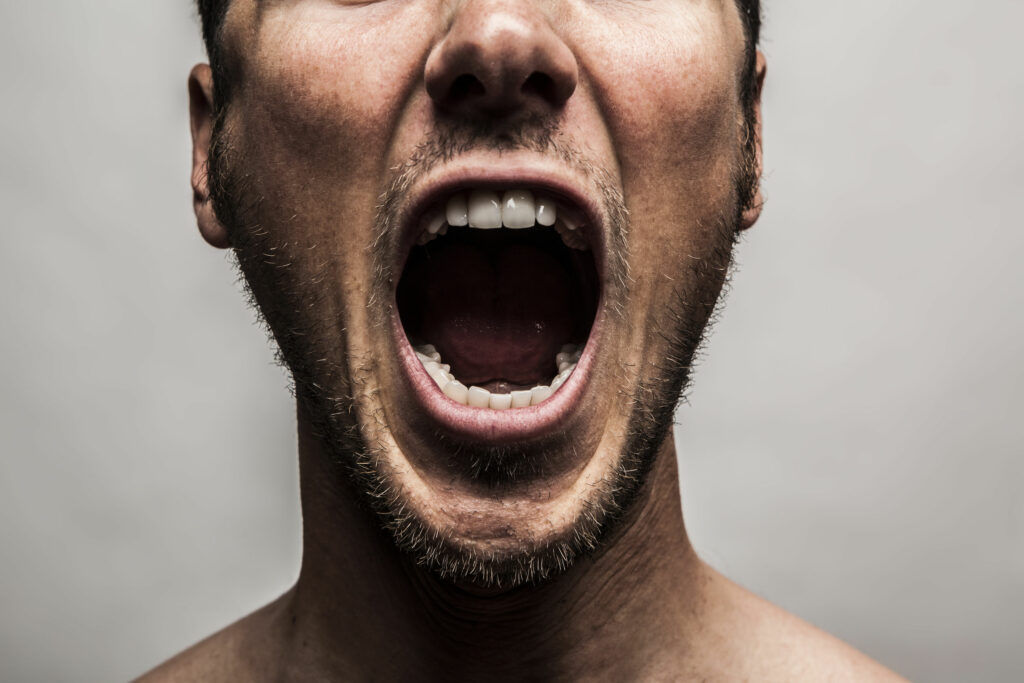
390 311 600 442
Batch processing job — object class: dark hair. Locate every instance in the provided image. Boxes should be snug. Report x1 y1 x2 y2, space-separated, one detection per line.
736 0 762 132
196 0 760 108
738 0 762 53
195 0 227 71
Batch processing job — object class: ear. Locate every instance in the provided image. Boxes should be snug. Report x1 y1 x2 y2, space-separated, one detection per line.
739 50 766 231
189 64 230 249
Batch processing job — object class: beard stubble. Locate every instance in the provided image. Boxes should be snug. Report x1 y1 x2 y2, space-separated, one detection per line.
205 112 753 588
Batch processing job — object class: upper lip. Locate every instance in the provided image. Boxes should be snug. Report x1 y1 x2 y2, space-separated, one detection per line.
392 161 609 287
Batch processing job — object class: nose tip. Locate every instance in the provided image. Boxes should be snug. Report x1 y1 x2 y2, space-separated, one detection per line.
425 2 578 117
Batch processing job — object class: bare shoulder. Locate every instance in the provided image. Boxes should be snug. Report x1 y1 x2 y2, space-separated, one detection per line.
133 591 294 683
700 569 909 682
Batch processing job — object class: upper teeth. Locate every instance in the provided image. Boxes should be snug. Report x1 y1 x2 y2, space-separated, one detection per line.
464 189 548 230
468 190 503 229
414 343 583 410
501 189 536 229
416 189 588 249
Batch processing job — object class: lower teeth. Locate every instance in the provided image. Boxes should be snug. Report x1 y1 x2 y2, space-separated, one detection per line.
414 343 582 410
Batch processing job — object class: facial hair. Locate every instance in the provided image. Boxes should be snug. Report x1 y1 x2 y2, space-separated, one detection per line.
205 111 753 588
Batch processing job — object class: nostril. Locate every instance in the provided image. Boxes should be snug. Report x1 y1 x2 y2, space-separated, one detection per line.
521 71 558 103
425 20 579 116
449 73 486 102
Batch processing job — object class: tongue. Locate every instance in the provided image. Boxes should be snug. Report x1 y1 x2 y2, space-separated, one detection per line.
420 243 573 386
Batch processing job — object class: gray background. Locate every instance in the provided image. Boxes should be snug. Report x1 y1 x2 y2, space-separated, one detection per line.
1 1 1021 681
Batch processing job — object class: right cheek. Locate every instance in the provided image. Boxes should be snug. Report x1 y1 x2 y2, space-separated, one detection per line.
227 90 392 272
245 14 432 165
242 70 384 176
227 79 391 252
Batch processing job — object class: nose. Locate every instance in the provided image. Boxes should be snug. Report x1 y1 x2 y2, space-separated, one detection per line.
425 0 578 118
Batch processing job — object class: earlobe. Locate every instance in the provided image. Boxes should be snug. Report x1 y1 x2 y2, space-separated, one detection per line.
739 50 766 231
189 63 230 249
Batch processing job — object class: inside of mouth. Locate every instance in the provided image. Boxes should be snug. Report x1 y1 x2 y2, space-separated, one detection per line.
396 191 599 409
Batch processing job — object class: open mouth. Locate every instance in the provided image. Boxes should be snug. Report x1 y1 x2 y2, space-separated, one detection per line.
395 187 601 414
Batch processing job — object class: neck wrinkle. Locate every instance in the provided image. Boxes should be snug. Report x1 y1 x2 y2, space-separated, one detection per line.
288 415 701 682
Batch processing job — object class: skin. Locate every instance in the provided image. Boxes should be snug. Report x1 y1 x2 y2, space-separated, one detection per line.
140 0 907 679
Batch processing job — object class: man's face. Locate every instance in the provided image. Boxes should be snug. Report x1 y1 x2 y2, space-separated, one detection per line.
196 0 761 586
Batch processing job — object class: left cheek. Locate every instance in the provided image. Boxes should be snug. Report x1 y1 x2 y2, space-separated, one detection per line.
575 16 743 336
613 58 739 257
577 12 741 199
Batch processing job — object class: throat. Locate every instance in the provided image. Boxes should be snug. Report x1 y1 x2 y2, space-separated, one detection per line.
416 242 574 385
397 224 597 389
288 430 700 682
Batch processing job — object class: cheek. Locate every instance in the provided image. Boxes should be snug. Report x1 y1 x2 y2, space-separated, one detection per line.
578 9 742 196
573 10 744 335
222 5 441 261
235 6 433 190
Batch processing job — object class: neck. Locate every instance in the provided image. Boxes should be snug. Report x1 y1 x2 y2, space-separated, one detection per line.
281 413 706 681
